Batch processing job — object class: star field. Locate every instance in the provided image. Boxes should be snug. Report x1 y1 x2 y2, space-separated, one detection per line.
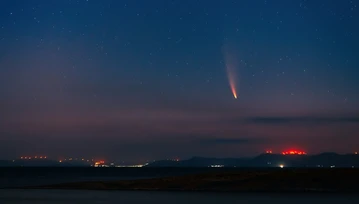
0 0 358 161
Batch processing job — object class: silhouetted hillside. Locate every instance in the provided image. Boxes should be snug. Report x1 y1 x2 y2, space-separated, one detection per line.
146 153 359 168
1 153 358 167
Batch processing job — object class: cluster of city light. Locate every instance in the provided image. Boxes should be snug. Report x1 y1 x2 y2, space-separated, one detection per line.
165 158 180 162
210 165 224 168
20 156 47 160
115 164 147 168
282 150 307 155
58 158 93 163
56 157 150 167
94 160 105 167
264 149 307 155
266 150 357 155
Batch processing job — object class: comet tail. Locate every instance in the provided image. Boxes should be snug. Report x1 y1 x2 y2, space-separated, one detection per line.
222 46 238 99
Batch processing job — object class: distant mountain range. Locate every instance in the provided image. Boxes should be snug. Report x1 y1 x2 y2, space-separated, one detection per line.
1 152 358 167
146 153 359 168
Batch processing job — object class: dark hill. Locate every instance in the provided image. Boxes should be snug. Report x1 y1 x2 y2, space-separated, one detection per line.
146 153 359 168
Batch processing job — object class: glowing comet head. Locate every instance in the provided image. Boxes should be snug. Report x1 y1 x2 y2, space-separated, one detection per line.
232 87 237 99
222 45 239 99
227 69 238 99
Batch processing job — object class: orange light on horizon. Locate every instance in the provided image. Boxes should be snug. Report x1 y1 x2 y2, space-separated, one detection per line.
94 160 105 167
266 150 273 154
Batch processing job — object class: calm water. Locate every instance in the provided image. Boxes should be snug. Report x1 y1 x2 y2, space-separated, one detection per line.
0 167 184 188
0 167 265 188
1 190 359 204
1 168 359 203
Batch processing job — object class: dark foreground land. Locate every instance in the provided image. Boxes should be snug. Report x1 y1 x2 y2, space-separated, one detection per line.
22 168 359 193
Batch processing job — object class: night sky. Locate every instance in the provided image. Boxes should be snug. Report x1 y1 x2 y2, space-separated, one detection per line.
1 0 358 161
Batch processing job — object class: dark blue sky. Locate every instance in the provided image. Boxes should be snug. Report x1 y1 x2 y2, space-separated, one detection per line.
0 0 358 161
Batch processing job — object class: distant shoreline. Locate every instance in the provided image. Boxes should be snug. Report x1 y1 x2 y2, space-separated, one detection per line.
14 168 359 194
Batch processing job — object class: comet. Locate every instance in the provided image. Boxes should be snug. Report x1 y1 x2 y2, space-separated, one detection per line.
222 45 239 99
227 67 238 99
